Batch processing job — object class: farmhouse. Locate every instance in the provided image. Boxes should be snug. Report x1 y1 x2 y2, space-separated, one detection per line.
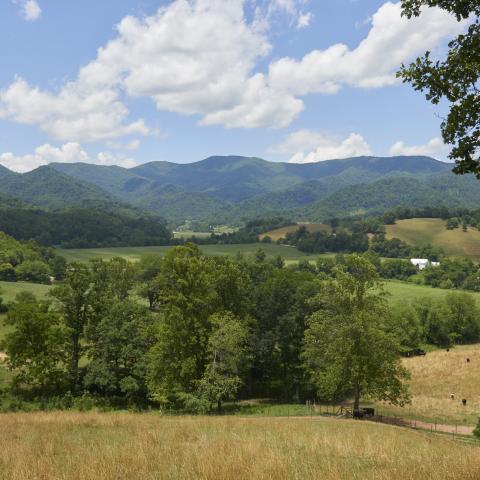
410 258 440 270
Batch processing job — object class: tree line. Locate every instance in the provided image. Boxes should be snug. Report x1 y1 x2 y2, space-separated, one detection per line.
2 247 479 413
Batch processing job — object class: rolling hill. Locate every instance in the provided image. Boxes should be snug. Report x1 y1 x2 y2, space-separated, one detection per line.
385 218 480 260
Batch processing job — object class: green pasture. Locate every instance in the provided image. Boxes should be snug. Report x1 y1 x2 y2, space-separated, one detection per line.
386 218 480 261
56 243 320 263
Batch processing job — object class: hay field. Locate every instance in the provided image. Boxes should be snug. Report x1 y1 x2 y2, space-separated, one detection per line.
374 345 480 426
385 218 480 260
259 223 331 241
0 412 479 480
56 243 317 263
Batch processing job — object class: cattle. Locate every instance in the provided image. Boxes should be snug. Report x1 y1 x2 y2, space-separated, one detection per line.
462 399 467 406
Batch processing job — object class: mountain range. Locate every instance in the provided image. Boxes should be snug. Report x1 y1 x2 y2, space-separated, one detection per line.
0 155 479 226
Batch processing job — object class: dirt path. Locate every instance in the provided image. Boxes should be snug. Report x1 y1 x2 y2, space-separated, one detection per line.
0 352 6 361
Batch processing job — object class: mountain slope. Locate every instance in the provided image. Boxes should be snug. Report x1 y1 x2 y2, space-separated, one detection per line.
11 155 479 225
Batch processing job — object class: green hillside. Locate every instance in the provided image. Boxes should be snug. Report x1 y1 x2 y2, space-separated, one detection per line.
386 218 480 260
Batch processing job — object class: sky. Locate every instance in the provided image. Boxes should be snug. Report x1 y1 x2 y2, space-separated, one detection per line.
0 0 465 172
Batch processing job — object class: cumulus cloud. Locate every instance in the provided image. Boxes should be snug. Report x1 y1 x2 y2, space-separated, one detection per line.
0 143 137 173
389 137 449 159
13 0 42 22
268 2 464 95
0 0 466 140
271 129 372 163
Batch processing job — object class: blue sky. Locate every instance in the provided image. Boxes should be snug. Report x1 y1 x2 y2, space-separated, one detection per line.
0 0 464 172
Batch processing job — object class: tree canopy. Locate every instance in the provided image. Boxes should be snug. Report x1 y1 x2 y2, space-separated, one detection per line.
399 0 480 176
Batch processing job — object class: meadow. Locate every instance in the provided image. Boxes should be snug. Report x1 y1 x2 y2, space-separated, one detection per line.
385 218 480 261
372 344 480 426
259 222 330 241
56 243 319 263
0 412 478 480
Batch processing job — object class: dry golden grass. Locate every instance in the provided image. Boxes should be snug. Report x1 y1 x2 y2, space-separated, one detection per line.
374 345 480 425
0 412 479 480
385 218 480 260
260 223 330 241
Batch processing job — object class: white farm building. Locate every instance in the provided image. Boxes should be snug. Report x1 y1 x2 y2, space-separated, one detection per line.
410 259 440 270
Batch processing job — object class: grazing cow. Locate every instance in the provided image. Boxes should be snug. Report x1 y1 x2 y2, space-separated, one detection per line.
467 358 470 363
450 394 455 400
462 399 467 406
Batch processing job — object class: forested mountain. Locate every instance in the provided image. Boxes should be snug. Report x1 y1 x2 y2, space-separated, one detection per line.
1 155 478 225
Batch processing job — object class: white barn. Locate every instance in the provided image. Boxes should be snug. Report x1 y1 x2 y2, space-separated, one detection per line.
410 258 440 270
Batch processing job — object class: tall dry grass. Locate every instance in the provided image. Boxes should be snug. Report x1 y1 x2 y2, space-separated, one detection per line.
0 412 478 480
374 344 480 425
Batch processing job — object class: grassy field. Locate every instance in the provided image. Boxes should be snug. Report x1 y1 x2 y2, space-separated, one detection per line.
56 243 319 263
386 218 480 260
384 280 480 304
260 222 330 241
0 412 478 480
372 344 480 426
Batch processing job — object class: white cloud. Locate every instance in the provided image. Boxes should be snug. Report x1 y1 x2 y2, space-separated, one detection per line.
106 139 141 151
13 0 42 22
268 2 464 95
272 129 372 163
389 137 449 159
0 0 466 140
0 143 137 173
297 12 312 29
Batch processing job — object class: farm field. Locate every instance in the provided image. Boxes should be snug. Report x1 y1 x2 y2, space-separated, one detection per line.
259 222 331 241
385 218 480 261
372 344 480 426
0 412 479 480
383 280 480 304
56 243 320 263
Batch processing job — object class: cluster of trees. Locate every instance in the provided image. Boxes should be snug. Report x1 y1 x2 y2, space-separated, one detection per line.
422 258 480 292
0 207 172 248
369 234 443 261
283 227 369 254
186 217 295 246
1 249 411 412
0 232 66 284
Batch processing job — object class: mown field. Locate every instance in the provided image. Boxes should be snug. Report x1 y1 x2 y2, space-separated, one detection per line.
386 218 480 260
373 344 480 426
0 412 478 480
383 280 480 304
56 243 319 263
259 222 330 241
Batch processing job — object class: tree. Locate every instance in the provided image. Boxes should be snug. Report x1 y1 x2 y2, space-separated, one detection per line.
444 292 480 343
147 245 251 407
1 296 68 392
84 300 153 402
50 263 92 393
398 1 480 176
195 312 250 412
302 255 410 412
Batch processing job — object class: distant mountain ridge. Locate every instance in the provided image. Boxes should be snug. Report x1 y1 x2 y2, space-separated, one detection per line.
0 155 475 225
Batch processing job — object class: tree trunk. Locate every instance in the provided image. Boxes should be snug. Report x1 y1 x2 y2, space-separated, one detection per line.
217 400 222 413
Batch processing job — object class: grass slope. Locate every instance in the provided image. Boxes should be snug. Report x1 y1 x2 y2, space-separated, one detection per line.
56 244 317 263
0 412 478 480
374 345 480 426
384 280 480 304
385 218 480 260
259 223 330 241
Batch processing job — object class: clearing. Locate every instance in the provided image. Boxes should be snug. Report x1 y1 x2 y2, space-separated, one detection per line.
259 222 331 241
56 243 320 263
385 218 480 261
0 412 478 480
